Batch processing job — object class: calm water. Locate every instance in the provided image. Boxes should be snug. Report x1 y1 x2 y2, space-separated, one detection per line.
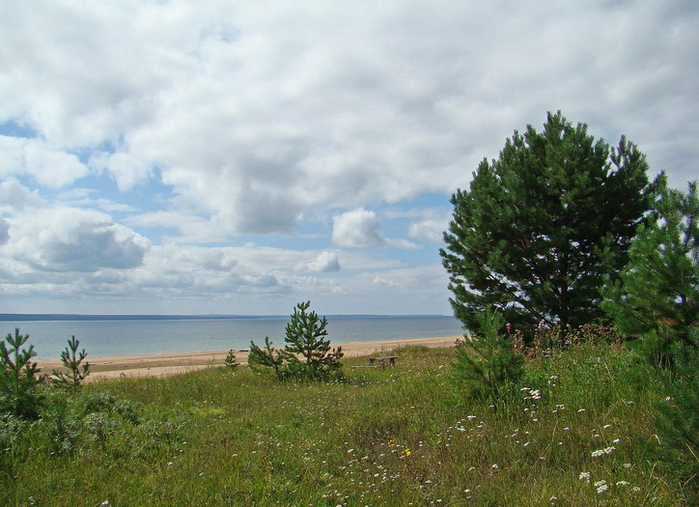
0 316 464 359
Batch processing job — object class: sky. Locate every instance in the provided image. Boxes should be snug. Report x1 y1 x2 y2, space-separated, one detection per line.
0 1 697 316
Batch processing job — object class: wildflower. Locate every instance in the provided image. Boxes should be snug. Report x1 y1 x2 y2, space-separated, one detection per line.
616 481 630 486
101 502 109 507
464 489 471 494
550 496 558 503
594 480 608 494
579 472 591 483
403 449 412 456
491 464 499 470
613 438 621 444
577 408 586 413
591 446 616 457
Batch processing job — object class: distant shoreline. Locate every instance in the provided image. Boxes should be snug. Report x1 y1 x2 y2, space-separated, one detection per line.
1 313 450 322
37 335 461 381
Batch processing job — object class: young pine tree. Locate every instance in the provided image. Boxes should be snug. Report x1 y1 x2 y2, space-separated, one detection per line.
248 336 287 379
0 328 43 419
451 309 524 402
283 301 343 381
602 177 698 369
52 336 90 391
248 301 343 381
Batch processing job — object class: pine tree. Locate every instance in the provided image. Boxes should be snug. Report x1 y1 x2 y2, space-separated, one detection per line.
602 177 698 369
248 301 343 381
441 111 654 336
451 309 524 401
0 328 43 419
52 336 90 391
283 301 343 381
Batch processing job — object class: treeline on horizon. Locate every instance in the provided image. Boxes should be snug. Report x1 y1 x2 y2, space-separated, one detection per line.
0 313 450 322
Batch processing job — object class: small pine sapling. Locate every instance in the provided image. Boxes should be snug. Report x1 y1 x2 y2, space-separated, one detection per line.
223 349 239 370
283 301 343 381
451 309 524 401
0 328 44 419
52 336 90 390
248 336 287 380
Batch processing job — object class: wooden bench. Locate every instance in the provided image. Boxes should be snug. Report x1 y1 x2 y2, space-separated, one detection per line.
368 355 398 367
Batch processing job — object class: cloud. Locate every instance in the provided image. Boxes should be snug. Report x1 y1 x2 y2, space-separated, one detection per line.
304 251 341 273
0 136 89 188
4 207 149 272
0 178 45 212
332 208 386 248
0 218 8 245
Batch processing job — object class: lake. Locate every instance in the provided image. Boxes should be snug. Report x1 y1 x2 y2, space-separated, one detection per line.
0 315 464 359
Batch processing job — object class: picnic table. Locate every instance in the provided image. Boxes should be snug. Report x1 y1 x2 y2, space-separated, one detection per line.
368 355 398 367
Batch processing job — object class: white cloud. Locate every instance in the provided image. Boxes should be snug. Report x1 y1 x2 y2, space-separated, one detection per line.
332 208 386 248
0 136 89 188
0 178 45 212
3 207 149 272
304 251 341 273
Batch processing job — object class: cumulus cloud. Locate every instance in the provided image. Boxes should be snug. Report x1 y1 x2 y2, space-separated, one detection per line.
4 207 149 272
305 251 341 273
0 136 89 188
0 178 45 212
2 1 695 235
332 209 386 248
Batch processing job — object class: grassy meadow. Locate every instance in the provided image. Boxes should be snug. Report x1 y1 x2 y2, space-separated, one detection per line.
1 342 692 506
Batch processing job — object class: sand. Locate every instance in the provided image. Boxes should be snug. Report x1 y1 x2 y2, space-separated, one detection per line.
37 335 461 381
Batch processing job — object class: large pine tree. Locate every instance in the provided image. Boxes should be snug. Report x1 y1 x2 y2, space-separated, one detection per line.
441 111 654 335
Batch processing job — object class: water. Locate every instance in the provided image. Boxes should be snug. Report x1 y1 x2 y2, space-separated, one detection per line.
0 316 464 359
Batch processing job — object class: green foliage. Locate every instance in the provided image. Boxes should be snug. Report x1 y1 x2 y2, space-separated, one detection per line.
603 178 698 370
52 335 90 391
0 328 44 419
451 309 524 401
223 349 239 370
249 301 344 381
441 111 654 337
652 329 698 500
248 336 286 379
283 301 343 381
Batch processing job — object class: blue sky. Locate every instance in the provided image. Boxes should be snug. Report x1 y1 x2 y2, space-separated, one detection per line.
0 1 697 315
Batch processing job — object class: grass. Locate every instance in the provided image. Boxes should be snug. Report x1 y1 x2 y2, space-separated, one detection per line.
0 342 691 506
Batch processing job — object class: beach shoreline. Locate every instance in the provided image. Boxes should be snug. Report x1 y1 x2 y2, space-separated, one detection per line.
37 335 461 381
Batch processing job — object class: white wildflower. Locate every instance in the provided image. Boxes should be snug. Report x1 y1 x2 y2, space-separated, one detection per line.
579 471 591 482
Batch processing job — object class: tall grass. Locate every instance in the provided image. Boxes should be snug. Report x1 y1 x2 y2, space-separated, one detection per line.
0 342 690 506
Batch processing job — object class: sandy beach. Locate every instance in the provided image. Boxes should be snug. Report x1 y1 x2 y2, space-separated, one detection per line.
37 335 460 381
